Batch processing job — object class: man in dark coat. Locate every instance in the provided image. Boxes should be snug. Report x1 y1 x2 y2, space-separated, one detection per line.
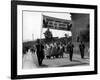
36 39 44 66
67 42 74 61
79 41 85 59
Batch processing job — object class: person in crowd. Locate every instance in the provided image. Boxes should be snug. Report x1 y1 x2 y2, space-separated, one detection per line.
23 47 29 55
43 44 47 58
50 43 55 58
62 44 65 57
58 44 63 58
79 41 85 59
53 42 58 58
64 43 68 54
35 39 44 66
49 43 53 58
55 44 60 58
46 44 51 59
67 41 74 61
30 45 36 54
45 44 50 59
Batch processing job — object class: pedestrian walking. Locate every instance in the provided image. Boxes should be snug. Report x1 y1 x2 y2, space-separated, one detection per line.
67 42 74 61
36 39 44 66
79 41 85 59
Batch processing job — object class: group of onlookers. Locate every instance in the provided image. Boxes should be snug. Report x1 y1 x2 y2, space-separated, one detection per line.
44 42 65 59
23 39 87 66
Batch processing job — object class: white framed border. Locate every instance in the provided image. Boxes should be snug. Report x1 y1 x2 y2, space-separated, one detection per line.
17 5 95 75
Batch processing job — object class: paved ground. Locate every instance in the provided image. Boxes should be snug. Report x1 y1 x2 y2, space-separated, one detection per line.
22 52 89 69
40 54 89 68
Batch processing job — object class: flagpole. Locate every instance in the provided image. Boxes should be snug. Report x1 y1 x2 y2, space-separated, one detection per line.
32 34 34 41
40 13 43 44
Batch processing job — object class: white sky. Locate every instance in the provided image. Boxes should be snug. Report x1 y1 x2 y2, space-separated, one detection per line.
23 11 72 42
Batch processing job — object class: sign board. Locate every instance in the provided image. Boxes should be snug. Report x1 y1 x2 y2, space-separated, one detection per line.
43 15 72 31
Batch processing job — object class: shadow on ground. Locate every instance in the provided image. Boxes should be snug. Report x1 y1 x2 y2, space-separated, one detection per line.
59 62 89 67
38 64 49 68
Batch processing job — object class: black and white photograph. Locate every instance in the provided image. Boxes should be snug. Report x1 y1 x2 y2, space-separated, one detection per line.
11 1 97 79
22 11 90 69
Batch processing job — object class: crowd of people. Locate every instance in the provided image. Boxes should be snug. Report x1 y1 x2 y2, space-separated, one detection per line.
23 39 87 66
44 42 65 59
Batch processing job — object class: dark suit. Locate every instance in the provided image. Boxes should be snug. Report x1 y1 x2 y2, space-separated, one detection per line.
67 43 74 61
79 43 85 59
36 44 44 66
